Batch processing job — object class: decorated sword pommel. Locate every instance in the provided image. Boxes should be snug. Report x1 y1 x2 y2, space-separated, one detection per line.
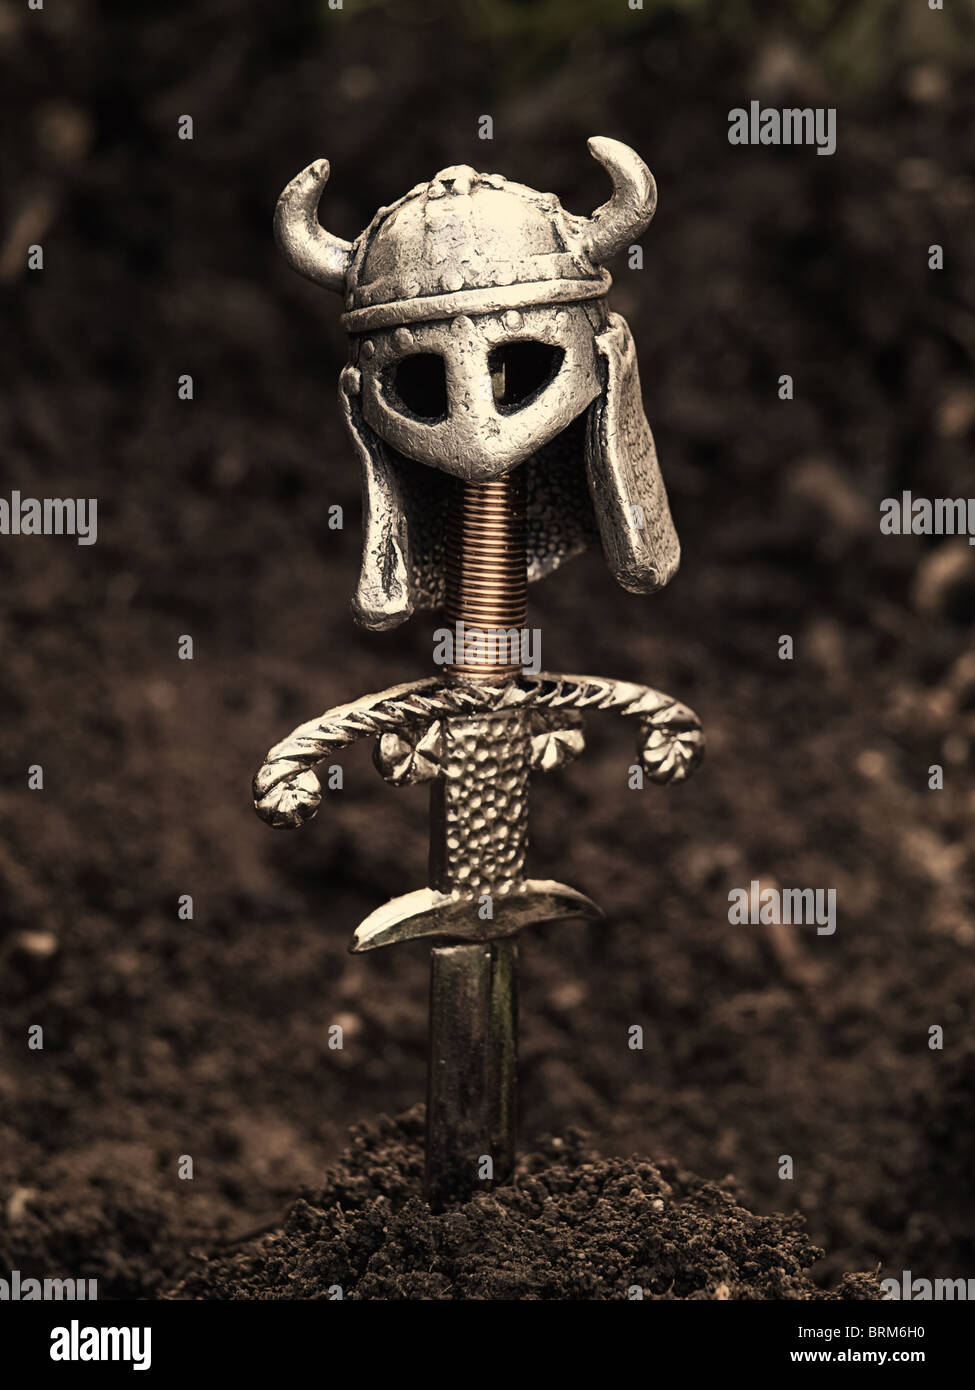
260 140 703 1205
273 137 677 630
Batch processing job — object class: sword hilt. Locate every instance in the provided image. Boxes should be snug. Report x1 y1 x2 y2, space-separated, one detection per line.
254 673 703 830
263 139 698 1208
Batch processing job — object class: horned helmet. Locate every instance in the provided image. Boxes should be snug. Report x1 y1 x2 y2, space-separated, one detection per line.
275 137 679 630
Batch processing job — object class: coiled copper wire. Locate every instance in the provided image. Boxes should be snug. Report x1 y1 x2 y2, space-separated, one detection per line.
444 467 527 681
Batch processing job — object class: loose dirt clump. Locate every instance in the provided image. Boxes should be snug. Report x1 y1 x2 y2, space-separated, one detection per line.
167 1110 882 1300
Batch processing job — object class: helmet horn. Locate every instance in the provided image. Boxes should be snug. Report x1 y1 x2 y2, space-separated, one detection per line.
274 158 352 293
583 137 657 265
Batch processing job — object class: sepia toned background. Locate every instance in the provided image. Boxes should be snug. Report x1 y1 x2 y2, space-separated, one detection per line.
1 0 974 1294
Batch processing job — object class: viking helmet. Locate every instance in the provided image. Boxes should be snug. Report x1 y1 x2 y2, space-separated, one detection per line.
275 138 680 630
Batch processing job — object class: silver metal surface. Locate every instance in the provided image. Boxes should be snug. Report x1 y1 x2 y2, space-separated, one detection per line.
261 140 704 1204
424 714 524 1207
254 672 704 835
275 138 677 630
355 705 602 951
426 940 517 1208
254 672 702 955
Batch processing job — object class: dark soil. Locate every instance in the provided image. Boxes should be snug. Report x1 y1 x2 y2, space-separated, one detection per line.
166 1108 882 1300
2 1 975 1300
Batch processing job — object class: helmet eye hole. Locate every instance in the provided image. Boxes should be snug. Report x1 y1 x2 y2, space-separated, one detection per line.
489 342 565 413
386 353 448 422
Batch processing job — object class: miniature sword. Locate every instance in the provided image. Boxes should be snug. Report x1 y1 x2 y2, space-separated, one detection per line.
255 139 704 1206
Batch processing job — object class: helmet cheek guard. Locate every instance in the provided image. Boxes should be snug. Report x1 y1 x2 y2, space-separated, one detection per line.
277 138 678 631
588 312 680 596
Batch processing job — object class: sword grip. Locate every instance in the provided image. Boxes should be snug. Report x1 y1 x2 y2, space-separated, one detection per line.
428 709 531 899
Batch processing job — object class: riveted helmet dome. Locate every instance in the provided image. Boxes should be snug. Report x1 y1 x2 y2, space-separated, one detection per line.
274 137 657 313
341 165 612 334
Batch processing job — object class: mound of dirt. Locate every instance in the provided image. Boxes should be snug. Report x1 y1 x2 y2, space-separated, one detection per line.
166 1109 882 1300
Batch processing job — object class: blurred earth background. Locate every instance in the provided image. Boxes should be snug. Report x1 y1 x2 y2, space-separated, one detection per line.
1 0 974 1296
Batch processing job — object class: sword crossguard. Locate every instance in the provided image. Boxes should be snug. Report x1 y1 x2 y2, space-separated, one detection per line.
253 672 704 830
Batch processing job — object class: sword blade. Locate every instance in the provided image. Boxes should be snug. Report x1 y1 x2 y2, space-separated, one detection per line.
426 938 517 1208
